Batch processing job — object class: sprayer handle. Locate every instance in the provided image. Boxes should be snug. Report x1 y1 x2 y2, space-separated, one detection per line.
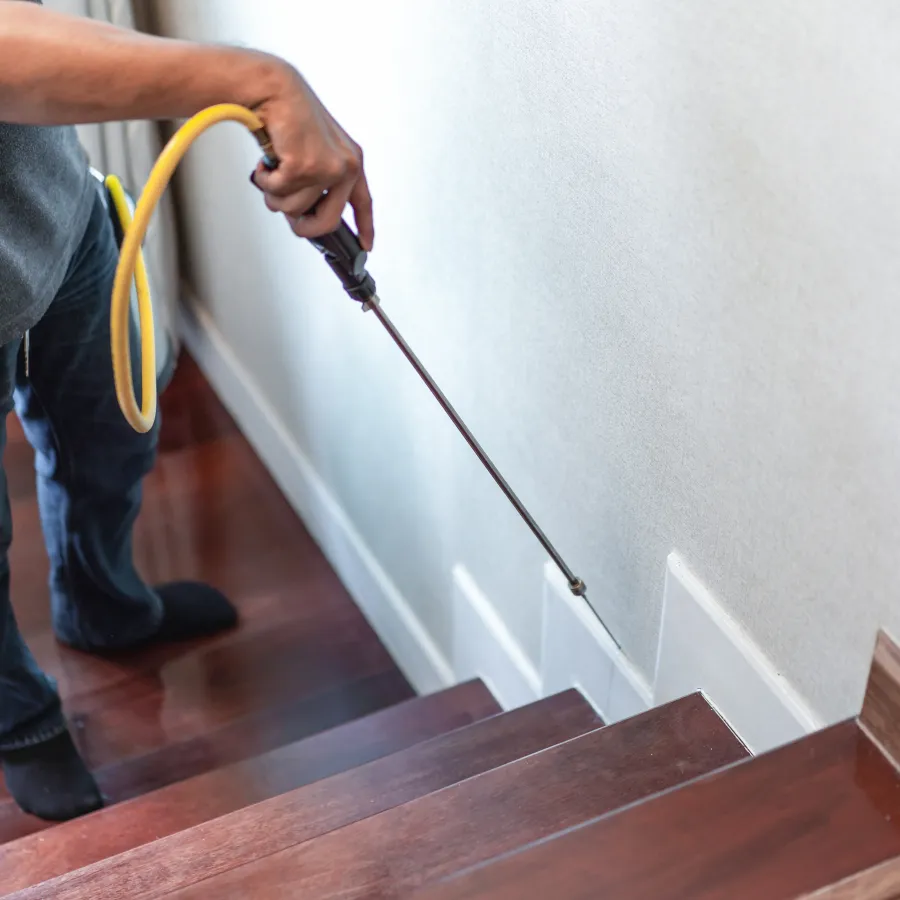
305 218 375 302
256 149 376 303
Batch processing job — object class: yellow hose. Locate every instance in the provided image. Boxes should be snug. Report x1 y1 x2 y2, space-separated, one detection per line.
110 103 274 433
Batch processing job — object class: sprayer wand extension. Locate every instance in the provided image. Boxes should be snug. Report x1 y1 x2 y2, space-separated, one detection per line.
308 215 587 599
369 299 586 597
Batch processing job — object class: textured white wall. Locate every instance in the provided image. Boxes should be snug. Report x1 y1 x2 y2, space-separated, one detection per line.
153 0 900 723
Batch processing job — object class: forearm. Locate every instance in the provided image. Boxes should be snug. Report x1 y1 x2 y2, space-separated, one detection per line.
0 1 288 124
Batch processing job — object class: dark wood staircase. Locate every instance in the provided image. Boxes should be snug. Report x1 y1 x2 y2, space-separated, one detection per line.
8 641 900 900
4 361 900 899
0 684 747 899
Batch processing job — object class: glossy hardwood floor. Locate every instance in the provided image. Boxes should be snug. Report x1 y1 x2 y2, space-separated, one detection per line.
0 354 414 840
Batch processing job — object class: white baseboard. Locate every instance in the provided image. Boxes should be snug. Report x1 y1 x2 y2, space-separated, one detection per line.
654 553 824 754
450 561 652 720
180 300 454 697
542 563 652 722
452 565 541 711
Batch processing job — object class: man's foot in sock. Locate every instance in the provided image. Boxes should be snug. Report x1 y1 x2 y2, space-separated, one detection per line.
153 582 238 643
1 730 103 821
56 582 238 654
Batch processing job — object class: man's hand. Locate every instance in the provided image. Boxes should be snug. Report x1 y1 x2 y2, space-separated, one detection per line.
249 66 374 251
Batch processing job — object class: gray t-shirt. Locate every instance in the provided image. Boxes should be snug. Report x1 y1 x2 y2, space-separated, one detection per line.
0 0 96 345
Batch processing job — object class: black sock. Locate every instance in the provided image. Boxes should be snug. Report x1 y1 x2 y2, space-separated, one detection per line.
153 582 238 642
1 730 103 821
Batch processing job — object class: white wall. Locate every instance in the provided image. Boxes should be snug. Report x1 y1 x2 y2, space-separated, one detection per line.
153 0 900 724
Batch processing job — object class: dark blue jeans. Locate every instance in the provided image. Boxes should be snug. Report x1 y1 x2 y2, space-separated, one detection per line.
0 188 162 751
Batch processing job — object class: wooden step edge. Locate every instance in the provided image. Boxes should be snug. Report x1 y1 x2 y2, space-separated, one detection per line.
13 690 600 900
0 679 499 895
162 693 748 900
859 629 900 773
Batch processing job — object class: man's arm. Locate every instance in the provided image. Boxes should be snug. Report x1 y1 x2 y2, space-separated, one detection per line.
0 1 280 124
0 1 374 247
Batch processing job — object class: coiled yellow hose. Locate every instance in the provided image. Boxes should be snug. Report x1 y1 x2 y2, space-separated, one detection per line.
109 103 274 433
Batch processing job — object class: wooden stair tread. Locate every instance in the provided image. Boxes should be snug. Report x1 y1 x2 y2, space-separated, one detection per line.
0 680 500 895
10 690 601 900
0 668 414 846
164 692 748 899
419 719 900 900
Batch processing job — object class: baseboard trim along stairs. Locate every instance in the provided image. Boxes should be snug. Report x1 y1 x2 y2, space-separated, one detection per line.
655 553 823 753
182 299 652 719
182 298 823 756
181 298 456 697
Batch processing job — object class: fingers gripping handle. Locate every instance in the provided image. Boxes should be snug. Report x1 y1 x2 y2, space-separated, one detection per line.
255 135 377 303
